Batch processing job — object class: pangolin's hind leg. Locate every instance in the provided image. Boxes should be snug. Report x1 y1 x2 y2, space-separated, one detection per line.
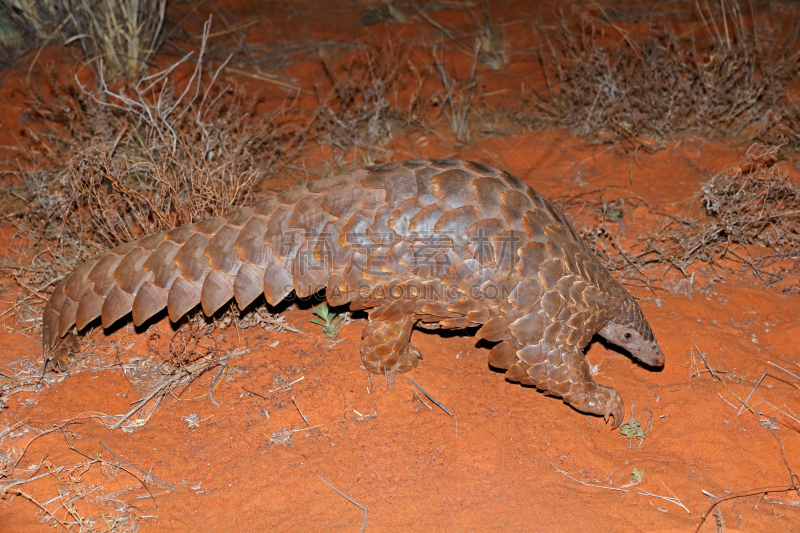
503 342 625 428
360 305 421 375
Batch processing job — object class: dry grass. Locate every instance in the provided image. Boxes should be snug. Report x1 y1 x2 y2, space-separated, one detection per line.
693 145 800 269
1 22 308 314
433 42 480 144
526 3 800 150
0 2 25 56
559 145 800 294
0 0 166 79
420 0 508 71
312 37 489 159
314 41 429 167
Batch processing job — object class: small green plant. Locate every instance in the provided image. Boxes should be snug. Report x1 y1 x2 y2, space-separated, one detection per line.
620 419 647 448
630 468 645 484
311 303 345 338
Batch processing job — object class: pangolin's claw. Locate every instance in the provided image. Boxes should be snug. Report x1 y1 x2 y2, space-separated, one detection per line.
565 383 624 429
606 390 624 430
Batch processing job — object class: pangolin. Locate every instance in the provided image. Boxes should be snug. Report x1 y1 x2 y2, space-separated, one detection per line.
42 158 663 427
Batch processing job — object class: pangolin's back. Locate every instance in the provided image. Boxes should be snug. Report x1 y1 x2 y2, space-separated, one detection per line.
42 158 659 426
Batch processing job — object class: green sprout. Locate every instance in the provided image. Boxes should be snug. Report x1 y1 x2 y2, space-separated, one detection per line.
620 419 647 448
311 303 345 338
630 468 645 483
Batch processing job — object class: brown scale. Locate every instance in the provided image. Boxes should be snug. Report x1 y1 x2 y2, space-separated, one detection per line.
41 159 664 428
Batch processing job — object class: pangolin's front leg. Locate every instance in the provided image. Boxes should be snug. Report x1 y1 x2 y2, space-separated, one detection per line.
518 345 623 427
488 339 623 427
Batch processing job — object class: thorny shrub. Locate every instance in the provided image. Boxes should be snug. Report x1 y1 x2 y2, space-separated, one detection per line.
528 9 800 149
561 145 800 294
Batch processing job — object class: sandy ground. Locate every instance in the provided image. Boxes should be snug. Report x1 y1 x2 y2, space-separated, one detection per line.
1 2 799 532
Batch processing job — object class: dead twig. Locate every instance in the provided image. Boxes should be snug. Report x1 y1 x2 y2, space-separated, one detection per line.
99 442 179 492
406 377 453 416
292 395 310 428
738 372 768 416
5 489 72 531
538 451 628 492
313 472 368 533
697 485 800 532
225 67 313 95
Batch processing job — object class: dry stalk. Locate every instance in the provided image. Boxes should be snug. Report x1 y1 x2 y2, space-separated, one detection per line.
433 40 480 144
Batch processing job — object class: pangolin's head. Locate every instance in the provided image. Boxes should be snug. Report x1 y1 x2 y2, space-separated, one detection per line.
599 318 664 367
